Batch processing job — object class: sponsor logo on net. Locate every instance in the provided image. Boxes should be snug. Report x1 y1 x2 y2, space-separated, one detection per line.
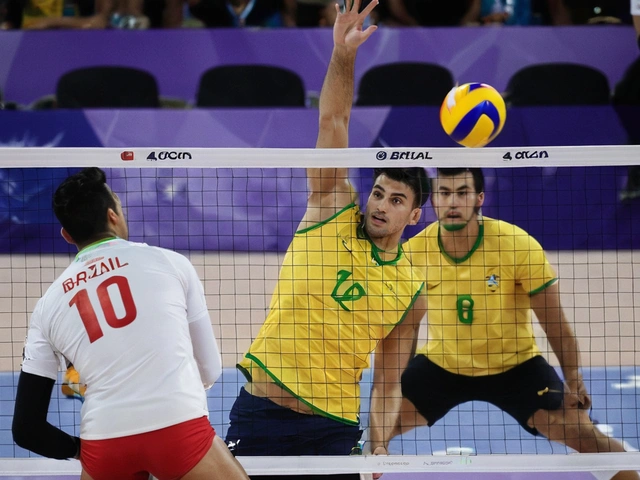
376 151 433 161
120 151 135 161
147 151 192 161
503 150 548 161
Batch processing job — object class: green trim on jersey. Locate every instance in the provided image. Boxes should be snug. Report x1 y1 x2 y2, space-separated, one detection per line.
296 203 404 266
237 281 423 426
395 282 425 326
529 277 558 295
357 223 404 266
75 237 118 261
239 354 360 426
437 223 484 264
296 203 356 235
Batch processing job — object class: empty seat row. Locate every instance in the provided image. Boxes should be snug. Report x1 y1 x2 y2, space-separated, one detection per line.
43 61 640 109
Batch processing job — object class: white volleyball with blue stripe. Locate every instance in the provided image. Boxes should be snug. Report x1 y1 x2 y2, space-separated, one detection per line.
440 82 507 148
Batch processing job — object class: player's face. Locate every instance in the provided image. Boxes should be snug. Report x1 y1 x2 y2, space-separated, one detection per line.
432 172 484 232
364 174 420 241
111 191 129 241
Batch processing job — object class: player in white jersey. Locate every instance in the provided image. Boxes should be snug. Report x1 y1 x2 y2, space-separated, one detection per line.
12 167 249 480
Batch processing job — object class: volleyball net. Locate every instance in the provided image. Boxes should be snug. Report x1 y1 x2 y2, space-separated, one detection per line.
0 146 638 478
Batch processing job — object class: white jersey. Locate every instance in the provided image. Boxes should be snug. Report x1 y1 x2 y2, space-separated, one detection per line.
22 238 211 440
633 0 640 15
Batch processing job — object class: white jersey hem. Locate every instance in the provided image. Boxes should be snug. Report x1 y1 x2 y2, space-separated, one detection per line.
80 410 210 440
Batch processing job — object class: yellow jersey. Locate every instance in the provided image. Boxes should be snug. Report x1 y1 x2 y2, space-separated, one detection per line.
22 0 67 27
238 204 424 425
405 217 557 376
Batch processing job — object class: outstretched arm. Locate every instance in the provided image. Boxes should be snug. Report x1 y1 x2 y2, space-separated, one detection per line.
531 282 591 410
300 0 378 229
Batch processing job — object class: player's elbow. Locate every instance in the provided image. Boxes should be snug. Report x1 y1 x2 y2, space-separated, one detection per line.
318 114 349 138
12 416 34 452
201 364 222 390
199 350 222 390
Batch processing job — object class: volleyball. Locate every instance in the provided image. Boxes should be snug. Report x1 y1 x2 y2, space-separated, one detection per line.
440 83 507 148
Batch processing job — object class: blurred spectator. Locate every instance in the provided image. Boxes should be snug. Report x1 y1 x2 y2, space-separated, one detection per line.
477 0 572 25
180 0 294 27
0 0 7 25
403 0 478 25
542 0 572 23
363 0 476 26
108 0 150 27
0 0 104 28
0 0 16 27
480 0 530 24
0 0 149 29
365 0 419 26
295 0 335 26
563 0 632 24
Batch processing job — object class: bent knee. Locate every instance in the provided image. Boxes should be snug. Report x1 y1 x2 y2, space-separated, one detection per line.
529 408 599 439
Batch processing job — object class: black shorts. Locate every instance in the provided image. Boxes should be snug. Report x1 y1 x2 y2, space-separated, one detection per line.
401 355 564 436
225 387 363 456
226 388 363 480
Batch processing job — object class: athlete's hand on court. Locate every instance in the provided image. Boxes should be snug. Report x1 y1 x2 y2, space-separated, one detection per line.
372 445 388 480
565 378 592 410
333 0 378 50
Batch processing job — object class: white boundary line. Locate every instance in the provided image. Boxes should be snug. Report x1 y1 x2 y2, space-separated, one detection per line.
2 453 640 476
0 145 638 168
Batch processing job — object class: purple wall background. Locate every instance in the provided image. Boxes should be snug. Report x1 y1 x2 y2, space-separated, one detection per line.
0 26 638 106
1 27 639 254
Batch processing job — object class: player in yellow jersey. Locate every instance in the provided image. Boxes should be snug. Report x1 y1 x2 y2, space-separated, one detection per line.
224 1 428 477
399 168 639 480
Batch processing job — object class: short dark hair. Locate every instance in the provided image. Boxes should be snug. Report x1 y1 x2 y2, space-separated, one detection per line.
53 167 118 244
373 168 430 208
435 168 484 193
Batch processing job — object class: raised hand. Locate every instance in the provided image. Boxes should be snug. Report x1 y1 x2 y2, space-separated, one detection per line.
333 0 378 50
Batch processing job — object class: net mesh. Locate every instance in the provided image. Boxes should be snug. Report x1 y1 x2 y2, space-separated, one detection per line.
0 146 638 476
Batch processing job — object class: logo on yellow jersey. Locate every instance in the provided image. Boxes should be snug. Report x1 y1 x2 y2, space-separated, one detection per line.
331 270 366 311
486 273 500 292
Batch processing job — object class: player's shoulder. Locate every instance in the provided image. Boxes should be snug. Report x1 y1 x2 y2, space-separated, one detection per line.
299 203 360 236
402 221 437 268
113 241 195 274
484 217 544 252
406 221 438 243
484 217 531 238
144 244 193 267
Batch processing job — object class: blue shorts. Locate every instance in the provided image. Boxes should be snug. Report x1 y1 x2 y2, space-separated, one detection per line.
225 387 363 456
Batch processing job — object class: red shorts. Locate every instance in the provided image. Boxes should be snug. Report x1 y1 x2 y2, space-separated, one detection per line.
81 416 215 480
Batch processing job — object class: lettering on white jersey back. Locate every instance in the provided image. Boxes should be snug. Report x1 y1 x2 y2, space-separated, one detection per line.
62 256 129 293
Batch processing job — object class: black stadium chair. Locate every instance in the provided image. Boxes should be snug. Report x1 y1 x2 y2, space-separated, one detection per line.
355 62 455 106
56 66 160 108
612 57 640 201
196 65 305 107
503 63 611 106
613 57 640 107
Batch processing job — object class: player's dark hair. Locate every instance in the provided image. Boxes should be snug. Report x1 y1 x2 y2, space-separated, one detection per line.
53 167 118 244
373 168 430 208
435 168 485 193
